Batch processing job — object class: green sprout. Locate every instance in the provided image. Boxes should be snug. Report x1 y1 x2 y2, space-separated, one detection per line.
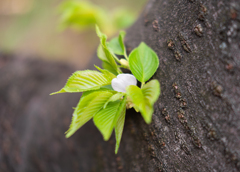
51 26 160 154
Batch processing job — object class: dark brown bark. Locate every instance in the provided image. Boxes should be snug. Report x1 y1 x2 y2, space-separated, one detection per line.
0 0 240 171
121 0 240 171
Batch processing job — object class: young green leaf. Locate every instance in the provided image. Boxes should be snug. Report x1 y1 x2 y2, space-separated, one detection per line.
100 85 114 90
108 31 126 56
50 70 115 95
115 108 126 154
126 85 153 124
95 24 107 39
108 37 123 55
103 92 125 108
129 42 159 82
97 44 120 74
118 31 127 57
102 61 119 75
142 79 160 105
93 101 120 141
114 96 127 154
66 90 114 138
93 96 126 141
94 65 116 79
96 25 120 74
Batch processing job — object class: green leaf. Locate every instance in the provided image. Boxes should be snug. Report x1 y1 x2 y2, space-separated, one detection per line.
102 61 118 75
100 85 114 90
66 90 114 138
114 96 127 154
58 1 108 31
50 70 115 95
103 92 125 108
108 37 123 55
93 96 127 141
97 45 120 74
108 31 126 56
97 43 108 62
142 80 160 105
96 25 119 74
129 42 159 82
119 31 126 56
96 25 107 39
94 65 116 79
126 85 153 124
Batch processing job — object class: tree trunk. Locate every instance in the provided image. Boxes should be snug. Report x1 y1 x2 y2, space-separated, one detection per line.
1 0 240 171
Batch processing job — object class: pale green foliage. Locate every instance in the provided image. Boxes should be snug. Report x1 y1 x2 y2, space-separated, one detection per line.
96 26 120 74
58 0 136 36
66 90 114 138
108 37 124 55
95 25 107 39
95 65 116 79
115 103 126 154
126 85 153 124
118 31 127 57
93 96 126 142
50 70 115 95
102 61 118 75
129 42 159 82
58 0 106 31
126 80 160 124
142 80 161 105
93 101 121 141
108 31 126 56
50 26 160 154
103 92 125 109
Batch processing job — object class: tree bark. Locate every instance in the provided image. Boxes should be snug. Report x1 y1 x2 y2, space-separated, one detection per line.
1 0 240 171
120 0 240 171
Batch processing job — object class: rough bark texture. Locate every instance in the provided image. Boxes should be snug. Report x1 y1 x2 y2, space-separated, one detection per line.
121 0 240 171
1 0 240 171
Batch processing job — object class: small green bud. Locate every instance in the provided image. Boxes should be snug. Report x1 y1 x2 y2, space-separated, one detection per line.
120 59 129 68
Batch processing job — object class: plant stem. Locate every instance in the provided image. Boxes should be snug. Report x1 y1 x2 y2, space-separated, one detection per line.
113 54 121 64
124 51 129 60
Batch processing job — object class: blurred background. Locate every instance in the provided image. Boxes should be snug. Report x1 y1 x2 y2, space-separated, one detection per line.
0 0 147 68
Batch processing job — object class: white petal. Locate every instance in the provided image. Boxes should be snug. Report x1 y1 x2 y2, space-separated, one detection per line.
111 78 126 92
111 74 137 92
